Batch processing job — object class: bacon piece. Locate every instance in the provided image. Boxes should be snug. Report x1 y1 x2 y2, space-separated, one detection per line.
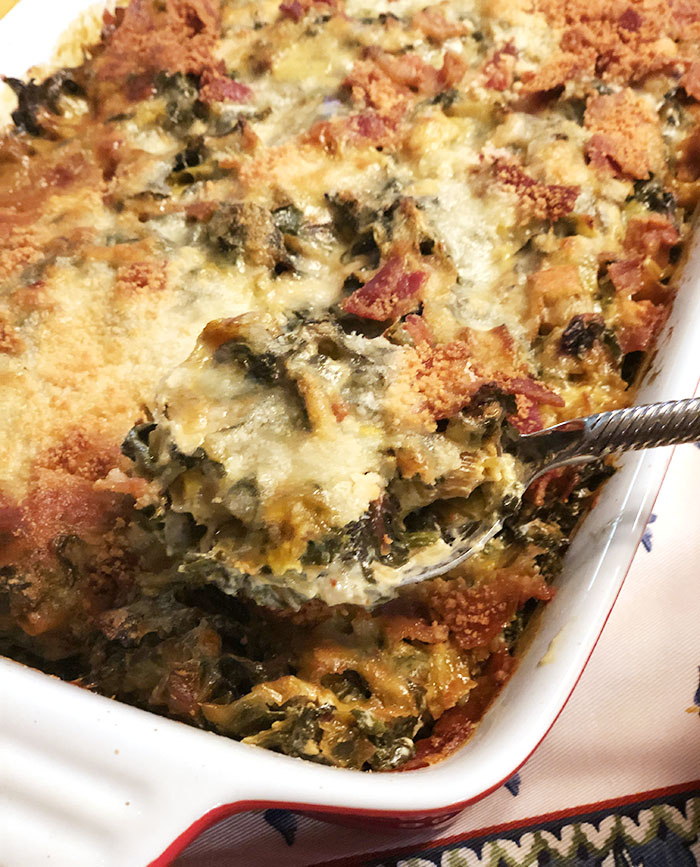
608 258 647 297
608 215 679 305
306 111 401 153
382 615 449 645
619 7 643 31
279 0 304 20
346 111 397 143
364 47 466 97
438 50 468 90
413 4 468 41
615 298 666 353
368 48 442 95
401 704 476 770
279 0 335 21
510 395 543 434
342 60 410 118
492 158 579 222
342 257 426 321
508 379 564 434
403 312 435 347
185 200 219 222
509 377 565 407
483 41 517 91
526 466 580 506
607 258 672 305
624 215 679 261
584 89 663 179
199 65 252 103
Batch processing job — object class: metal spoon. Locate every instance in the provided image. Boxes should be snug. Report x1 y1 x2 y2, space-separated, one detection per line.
394 396 700 589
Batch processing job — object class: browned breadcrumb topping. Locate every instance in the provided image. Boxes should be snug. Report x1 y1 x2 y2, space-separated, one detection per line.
584 89 664 179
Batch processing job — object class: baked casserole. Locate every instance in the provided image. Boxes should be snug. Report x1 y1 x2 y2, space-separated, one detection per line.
1 0 699 771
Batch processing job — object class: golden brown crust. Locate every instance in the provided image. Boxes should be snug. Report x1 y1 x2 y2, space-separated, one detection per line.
523 0 683 92
584 89 664 179
94 0 222 81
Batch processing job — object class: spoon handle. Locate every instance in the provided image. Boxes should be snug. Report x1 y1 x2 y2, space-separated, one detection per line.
583 397 700 454
519 397 700 470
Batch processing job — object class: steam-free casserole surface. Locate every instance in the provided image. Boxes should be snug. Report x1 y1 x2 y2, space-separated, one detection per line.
1 0 699 784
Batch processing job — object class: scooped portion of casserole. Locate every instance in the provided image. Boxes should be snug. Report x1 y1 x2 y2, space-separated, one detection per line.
132 313 525 607
1 0 699 770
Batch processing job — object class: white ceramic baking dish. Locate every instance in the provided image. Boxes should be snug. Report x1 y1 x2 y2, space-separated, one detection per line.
1 3 699 865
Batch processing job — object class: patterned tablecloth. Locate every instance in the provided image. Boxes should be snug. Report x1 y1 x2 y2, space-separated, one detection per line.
174 443 700 866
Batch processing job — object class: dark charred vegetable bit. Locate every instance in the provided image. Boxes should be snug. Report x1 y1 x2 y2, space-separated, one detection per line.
4 70 84 136
596 268 616 305
172 142 206 173
326 192 380 243
502 598 538 650
503 460 615 579
250 698 333 759
272 204 303 235
205 204 248 259
121 423 157 475
213 340 281 383
217 654 286 699
321 670 372 701
559 313 605 356
342 273 364 294
602 328 622 362
342 230 381 267
404 529 441 549
203 202 289 271
629 176 676 215
432 88 458 109
301 496 409 574
211 334 312 430
419 238 435 256
620 350 645 386
352 710 419 770
155 72 208 132
162 511 205 556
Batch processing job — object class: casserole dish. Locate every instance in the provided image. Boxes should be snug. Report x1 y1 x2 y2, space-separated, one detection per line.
1 1 699 864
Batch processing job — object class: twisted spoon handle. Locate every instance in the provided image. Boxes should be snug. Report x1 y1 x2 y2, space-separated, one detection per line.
519 397 700 470
583 397 700 454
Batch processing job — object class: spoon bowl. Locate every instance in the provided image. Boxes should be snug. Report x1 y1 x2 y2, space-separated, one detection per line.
390 396 700 591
